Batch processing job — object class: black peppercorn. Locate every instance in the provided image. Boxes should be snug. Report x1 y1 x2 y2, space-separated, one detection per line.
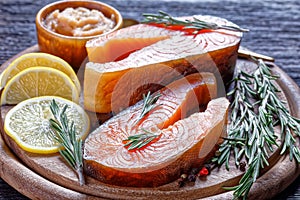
177 178 185 187
190 168 199 175
188 174 197 182
239 161 246 172
177 173 188 187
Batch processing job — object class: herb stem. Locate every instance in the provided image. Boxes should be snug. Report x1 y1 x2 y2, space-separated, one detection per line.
77 168 85 186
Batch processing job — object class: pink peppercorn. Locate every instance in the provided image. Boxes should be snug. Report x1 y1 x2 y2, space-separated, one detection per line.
198 167 209 177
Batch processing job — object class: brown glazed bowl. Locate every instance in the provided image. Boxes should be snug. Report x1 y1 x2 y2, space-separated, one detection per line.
36 0 123 70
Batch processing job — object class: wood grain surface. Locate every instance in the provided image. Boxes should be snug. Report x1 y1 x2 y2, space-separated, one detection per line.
0 0 299 199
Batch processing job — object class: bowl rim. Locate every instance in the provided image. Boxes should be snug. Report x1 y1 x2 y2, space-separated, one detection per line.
35 0 123 40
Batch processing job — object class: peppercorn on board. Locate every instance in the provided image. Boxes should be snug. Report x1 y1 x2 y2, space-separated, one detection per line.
0 46 299 200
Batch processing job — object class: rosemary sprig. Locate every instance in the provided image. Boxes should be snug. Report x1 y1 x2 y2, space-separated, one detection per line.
212 59 300 199
135 91 161 125
49 100 85 186
123 129 160 150
254 60 300 161
142 10 249 33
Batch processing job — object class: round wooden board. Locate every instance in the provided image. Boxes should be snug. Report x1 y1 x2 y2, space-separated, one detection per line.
0 45 300 200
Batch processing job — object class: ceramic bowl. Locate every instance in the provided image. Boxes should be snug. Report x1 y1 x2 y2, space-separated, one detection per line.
36 0 123 70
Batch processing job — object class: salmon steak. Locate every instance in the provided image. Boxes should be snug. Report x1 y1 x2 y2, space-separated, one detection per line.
84 15 242 113
83 74 229 187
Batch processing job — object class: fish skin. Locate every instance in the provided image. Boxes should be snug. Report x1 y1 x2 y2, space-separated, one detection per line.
83 74 227 187
84 17 241 113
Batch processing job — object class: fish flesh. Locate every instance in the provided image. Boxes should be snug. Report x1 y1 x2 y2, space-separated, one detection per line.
84 15 241 113
86 24 182 63
84 96 229 187
83 74 227 187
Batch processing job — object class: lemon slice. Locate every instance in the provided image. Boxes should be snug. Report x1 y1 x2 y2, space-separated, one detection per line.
4 96 90 154
0 52 81 93
1 66 79 105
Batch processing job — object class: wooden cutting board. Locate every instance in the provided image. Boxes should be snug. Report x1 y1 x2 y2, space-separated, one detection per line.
0 45 299 200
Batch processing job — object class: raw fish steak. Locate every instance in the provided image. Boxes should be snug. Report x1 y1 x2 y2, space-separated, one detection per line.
83 74 229 187
84 15 241 113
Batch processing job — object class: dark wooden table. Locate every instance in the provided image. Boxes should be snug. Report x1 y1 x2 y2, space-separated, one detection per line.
0 0 299 199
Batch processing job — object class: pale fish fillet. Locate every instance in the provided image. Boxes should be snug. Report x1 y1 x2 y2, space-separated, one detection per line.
84 15 242 113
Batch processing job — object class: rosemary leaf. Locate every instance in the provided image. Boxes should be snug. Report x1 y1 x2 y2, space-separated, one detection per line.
142 10 248 33
134 91 161 125
123 129 160 150
49 100 85 186
213 58 300 199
